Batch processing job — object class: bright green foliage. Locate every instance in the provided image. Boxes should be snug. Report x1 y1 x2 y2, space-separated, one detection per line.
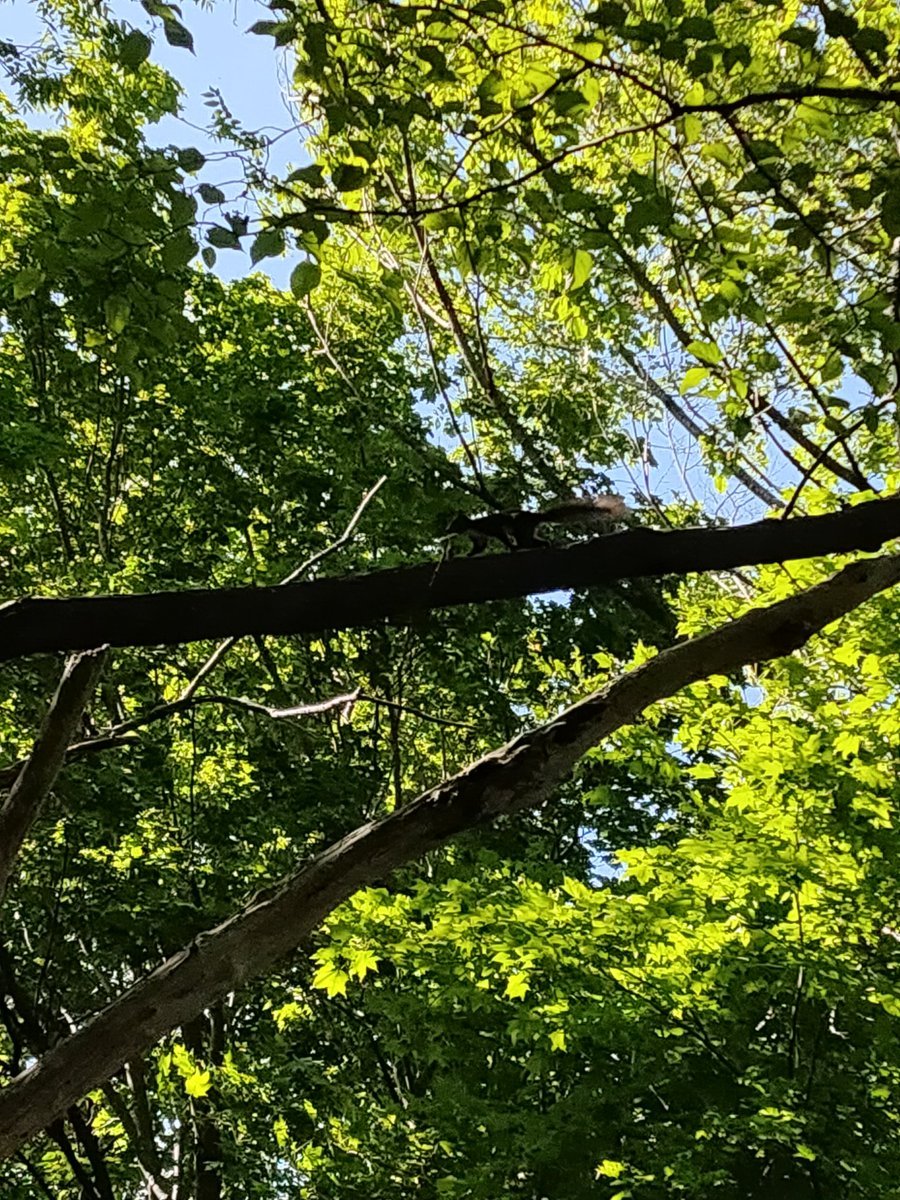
280 540 900 1198
1 0 900 1197
265 0 900 493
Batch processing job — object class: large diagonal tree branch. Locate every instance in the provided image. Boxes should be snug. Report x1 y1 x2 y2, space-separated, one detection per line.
0 497 898 661
0 946 116 1198
0 647 107 898
1 552 899 1158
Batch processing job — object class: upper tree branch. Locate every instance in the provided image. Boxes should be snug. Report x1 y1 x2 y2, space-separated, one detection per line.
392 149 564 493
0 497 898 661
618 347 784 509
0 552 897 1159
291 87 900 226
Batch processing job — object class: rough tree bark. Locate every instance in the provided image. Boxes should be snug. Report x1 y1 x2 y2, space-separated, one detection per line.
0 495 896 659
0 553 897 1159
0 647 107 899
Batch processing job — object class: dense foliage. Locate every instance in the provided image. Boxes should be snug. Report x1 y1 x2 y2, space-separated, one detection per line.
1 0 899 1196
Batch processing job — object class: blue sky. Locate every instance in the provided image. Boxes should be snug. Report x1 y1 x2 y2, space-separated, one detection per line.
4 1 290 141
3 0 297 284
137 0 299 287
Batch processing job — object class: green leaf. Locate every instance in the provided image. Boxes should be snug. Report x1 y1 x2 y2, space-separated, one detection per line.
872 992 900 1017
881 190 900 239
679 16 716 39
587 2 627 28
141 0 179 19
226 213 249 237
729 368 749 399
853 26 888 55
12 266 44 300
349 948 379 980
163 17 194 52
417 44 456 81
779 25 817 49
624 196 673 235
680 366 709 392
119 30 152 68
422 210 461 232
248 20 282 36
349 139 378 165
736 169 772 194
201 246 216 269
821 8 857 36
505 973 529 999
104 294 131 335
746 138 782 162
303 22 328 71
681 113 703 143
331 164 367 193
287 164 326 189
687 340 723 365
683 81 704 105
796 101 833 135
177 147 205 174
207 226 242 250
597 1161 626 1179
290 259 321 297
250 228 286 264
702 141 734 167
161 230 197 270
724 43 752 70
311 961 349 996
170 191 197 227
185 1070 211 1097
834 731 861 758
198 183 225 204
567 247 593 291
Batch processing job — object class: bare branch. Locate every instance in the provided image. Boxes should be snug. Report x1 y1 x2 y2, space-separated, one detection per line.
0 692 358 786
0 647 107 899
0 685 474 785
1 497 899 662
618 348 784 509
282 87 900 226
392 152 564 493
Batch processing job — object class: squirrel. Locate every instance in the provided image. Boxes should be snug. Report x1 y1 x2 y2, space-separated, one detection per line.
445 495 630 555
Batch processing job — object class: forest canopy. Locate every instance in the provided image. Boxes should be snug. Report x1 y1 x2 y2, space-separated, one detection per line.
1 0 900 1196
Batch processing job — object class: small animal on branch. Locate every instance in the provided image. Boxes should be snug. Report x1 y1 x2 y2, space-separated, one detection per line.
445 495 630 555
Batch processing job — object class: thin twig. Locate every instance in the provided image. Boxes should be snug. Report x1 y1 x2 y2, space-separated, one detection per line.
620 348 783 509
179 476 387 702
